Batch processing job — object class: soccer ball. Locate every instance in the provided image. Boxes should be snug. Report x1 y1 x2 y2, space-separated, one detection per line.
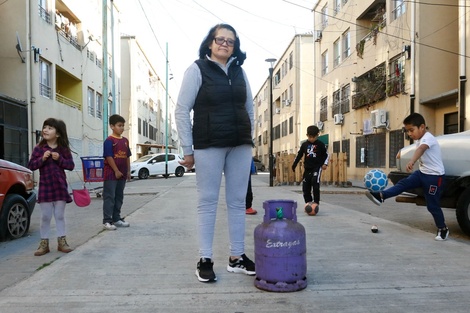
364 169 388 192
304 202 319 216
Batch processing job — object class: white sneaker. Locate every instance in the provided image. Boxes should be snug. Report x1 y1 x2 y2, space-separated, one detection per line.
103 222 116 230
114 219 130 227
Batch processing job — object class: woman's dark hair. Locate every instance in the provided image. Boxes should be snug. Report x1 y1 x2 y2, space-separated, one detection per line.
39 117 71 150
198 23 246 65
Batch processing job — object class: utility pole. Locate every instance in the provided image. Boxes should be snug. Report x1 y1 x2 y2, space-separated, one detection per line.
102 0 108 138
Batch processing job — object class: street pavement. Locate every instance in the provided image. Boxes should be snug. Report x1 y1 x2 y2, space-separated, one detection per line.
1 173 470 312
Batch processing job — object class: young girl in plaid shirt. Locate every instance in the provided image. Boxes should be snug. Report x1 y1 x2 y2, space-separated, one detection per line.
28 118 75 256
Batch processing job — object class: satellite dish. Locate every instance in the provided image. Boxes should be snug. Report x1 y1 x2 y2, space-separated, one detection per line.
16 31 26 63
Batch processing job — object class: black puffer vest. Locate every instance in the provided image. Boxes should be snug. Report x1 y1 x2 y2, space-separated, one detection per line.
192 58 252 149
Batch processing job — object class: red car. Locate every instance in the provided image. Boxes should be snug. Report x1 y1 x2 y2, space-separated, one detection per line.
0 159 37 240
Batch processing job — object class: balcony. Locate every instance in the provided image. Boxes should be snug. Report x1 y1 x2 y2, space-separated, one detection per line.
56 93 81 110
387 75 405 97
352 63 386 109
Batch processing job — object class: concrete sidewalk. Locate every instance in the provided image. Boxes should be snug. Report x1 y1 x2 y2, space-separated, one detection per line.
1 174 470 312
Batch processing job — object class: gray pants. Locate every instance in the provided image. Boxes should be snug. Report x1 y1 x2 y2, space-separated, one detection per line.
194 145 252 259
39 201 66 238
102 179 126 224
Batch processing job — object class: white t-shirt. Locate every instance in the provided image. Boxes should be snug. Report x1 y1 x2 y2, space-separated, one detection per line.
417 132 445 175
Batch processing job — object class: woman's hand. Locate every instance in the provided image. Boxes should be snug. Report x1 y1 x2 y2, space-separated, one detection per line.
179 155 195 171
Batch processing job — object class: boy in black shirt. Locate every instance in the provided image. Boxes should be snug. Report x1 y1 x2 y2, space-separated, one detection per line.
292 125 329 205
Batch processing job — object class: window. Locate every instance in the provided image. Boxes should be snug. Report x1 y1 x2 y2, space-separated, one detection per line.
342 29 351 59
392 0 405 21
282 91 288 108
368 133 386 167
332 89 341 117
388 55 405 96
39 59 51 98
138 118 142 135
321 51 328 76
341 84 350 114
389 130 404 168
96 93 103 119
39 0 51 23
282 120 288 137
333 39 341 67
274 125 281 140
356 134 386 168
320 97 328 122
444 112 458 134
289 52 293 69
333 141 340 153
342 139 350 167
333 0 341 15
289 84 293 102
87 88 95 117
289 116 293 134
274 70 281 86
321 5 328 29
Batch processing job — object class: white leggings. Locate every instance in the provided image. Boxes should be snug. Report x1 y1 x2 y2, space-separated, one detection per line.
194 145 252 259
39 201 67 238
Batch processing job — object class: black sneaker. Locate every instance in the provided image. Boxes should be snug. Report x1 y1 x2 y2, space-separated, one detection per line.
435 227 449 241
226 253 256 276
365 191 383 206
195 258 217 282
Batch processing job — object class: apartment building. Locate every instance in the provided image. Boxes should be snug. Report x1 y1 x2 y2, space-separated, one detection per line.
253 34 314 169
313 0 462 180
120 36 178 160
0 0 120 176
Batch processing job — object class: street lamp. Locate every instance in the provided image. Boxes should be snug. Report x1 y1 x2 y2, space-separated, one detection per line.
265 58 276 187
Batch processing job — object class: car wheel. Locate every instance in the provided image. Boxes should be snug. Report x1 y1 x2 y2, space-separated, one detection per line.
138 168 149 179
0 194 31 240
175 166 185 177
456 187 470 236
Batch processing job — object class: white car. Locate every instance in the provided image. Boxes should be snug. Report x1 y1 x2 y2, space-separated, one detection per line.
130 153 186 179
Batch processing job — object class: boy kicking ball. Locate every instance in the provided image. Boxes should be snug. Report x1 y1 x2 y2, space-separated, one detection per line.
365 113 448 241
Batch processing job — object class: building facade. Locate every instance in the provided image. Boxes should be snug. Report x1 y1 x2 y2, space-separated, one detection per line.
0 0 120 177
120 36 178 160
312 0 463 180
0 0 177 182
253 34 314 170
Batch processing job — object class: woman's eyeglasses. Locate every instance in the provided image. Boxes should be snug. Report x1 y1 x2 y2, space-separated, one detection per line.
213 37 235 47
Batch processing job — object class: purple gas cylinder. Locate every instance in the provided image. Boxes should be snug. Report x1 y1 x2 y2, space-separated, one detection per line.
254 199 307 292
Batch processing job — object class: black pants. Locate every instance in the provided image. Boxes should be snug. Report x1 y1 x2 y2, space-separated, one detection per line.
302 169 321 204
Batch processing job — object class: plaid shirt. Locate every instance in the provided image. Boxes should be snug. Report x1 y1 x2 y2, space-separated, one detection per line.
28 144 75 203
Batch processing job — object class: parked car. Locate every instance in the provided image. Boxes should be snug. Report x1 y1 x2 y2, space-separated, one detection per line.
0 159 37 240
253 157 266 172
130 153 186 179
388 130 470 235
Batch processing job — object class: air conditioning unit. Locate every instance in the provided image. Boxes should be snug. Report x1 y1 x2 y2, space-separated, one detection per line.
275 108 281 114
334 113 343 125
316 121 324 130
284 99 291 106
371 109 388 128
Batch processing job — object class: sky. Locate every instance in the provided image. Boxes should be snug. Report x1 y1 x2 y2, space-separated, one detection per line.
118 0 315 100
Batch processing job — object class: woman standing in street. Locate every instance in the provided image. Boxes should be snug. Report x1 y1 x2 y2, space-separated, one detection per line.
175 23 255 283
